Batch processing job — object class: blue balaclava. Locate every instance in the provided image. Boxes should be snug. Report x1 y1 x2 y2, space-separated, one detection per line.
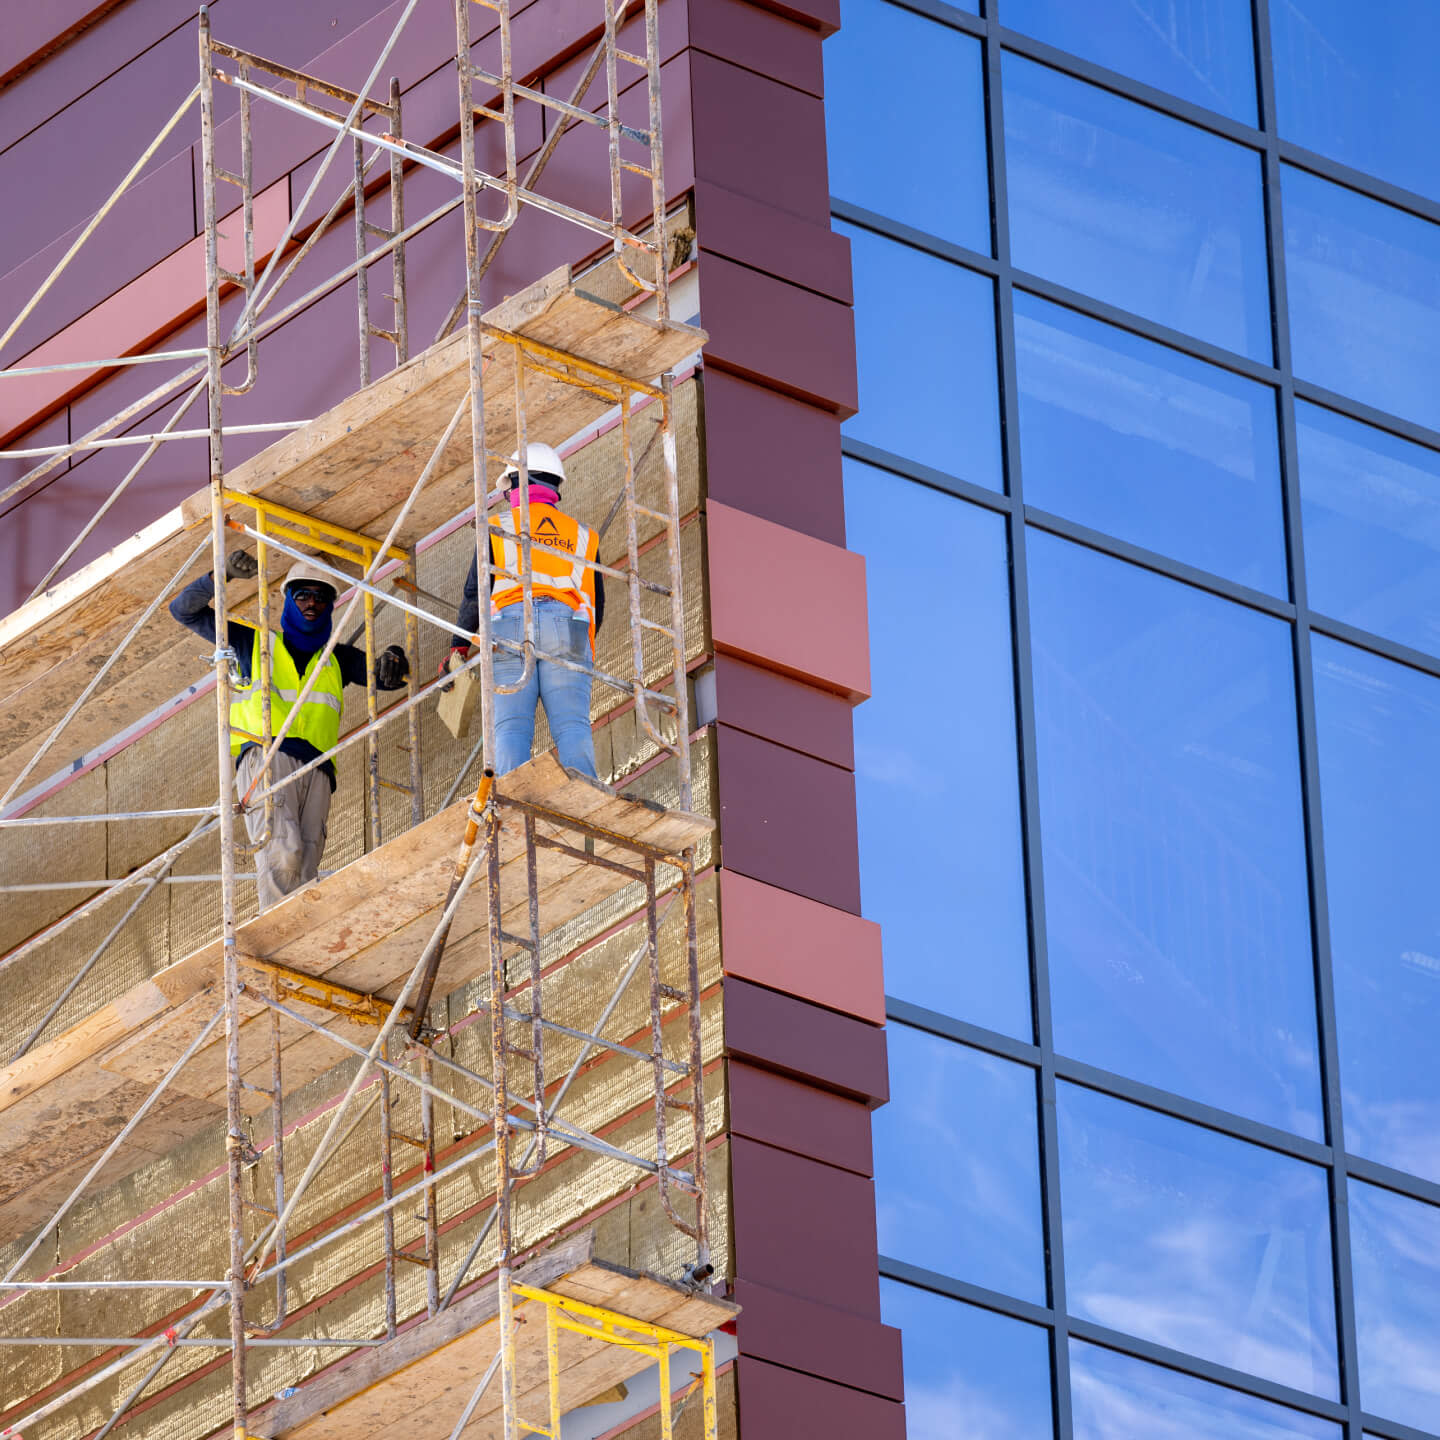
281 583 334 652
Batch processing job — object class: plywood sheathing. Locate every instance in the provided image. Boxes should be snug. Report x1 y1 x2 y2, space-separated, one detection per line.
0 260 704 798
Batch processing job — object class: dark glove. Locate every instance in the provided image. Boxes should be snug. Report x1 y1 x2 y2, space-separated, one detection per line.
225 548 259 581
375 644 409 689
437 645 470 691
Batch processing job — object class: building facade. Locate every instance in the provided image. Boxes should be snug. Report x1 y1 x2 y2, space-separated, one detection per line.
830 2 1440 1438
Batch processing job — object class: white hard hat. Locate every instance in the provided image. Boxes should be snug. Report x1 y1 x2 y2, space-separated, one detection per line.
501 441 566 488
284 559 338 598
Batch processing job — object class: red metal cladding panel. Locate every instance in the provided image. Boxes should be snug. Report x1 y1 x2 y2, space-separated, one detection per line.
731 1279 904 1399
730 1138 884 1319
715 726 862 915
728 1060 875 1177
723 977 889 1107
719 868 883 1024
699 369 846 544
712 655 855 771
688 51 830 224
735 1358 907 1440
700 253 858 414
693 179 852 305
686 0 826 97
707 499 870 700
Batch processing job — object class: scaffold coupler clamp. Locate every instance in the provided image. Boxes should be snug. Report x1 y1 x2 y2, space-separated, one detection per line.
215 643 244 691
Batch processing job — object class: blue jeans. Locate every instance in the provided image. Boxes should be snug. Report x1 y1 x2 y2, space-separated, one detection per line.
490 599 596 777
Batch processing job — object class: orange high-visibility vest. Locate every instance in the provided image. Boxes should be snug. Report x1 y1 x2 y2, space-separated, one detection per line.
489 503 599 651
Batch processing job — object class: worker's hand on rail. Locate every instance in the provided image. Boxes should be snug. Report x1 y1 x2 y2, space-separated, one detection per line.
375 644 410 690
436 645 470 692
224 548 259 582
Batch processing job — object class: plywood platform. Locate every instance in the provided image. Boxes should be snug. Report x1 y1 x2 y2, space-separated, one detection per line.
249 1230 737 1440
0 259 704 797
0 752 712 1245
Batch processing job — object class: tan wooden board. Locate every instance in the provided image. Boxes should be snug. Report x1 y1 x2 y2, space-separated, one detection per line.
250 1230 736 1440
0 752 710 1239
0 258 704 798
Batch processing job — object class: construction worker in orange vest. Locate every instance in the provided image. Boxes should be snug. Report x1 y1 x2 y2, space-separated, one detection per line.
442 442 604 777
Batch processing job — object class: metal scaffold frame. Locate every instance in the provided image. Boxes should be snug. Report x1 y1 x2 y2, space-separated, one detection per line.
0 3 720 1438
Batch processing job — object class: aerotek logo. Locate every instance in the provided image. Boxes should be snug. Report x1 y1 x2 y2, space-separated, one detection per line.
532 515 576 552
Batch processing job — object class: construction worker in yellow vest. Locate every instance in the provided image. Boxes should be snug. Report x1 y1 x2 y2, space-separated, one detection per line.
171 555 410 911
442 442 604 777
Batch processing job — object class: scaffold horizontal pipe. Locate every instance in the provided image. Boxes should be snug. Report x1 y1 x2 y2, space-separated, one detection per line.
0 807 219 827
0 349 209 378
500 1004 688 1074
0 1335 382 1348
0 420 304 458
0 872 330 892
209 38 397 118
0 1280 227 1291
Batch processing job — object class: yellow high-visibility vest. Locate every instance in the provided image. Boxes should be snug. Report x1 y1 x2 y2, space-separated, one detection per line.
229 628 344 757
489 504 599 651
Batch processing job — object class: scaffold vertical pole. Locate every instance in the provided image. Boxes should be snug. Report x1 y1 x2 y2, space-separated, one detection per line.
405 544 425 827
199 11 251 1436
389 76 410 365
380 1031 399 1338
420 1046 442 1316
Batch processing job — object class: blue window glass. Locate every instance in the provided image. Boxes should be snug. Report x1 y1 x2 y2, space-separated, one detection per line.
1350 1181 1440 1432
880 1280 1052 1440
875 1026 1044 1302
1003 55 1271 361
1283 165 1440 435
1272 1 1440 204
1058 1084 1339 1398
1005 0 1257 123
1015 291 1285 592
1071 1340 1341 1440
1312 637 1440 1183
1299 402 1440 658
839 222 1003 488
1028 535 1322 1136
845 460 1030 1037
825 0 988 250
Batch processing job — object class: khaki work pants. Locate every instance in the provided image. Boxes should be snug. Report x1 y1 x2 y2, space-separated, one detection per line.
236 748 331 913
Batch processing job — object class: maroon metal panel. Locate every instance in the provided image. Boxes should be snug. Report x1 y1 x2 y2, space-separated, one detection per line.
693 180 851 305
728 1060 873 1177
712 655 854 771
715 723 861 914
731 1280 903 1400
0 0 129 90
735 1358 906 1440
700 254 857 414
730 1136 883 1318
689 51 829 224
686 0 825 97
723 977 889 1108
699 369 845 543
742 0 841 36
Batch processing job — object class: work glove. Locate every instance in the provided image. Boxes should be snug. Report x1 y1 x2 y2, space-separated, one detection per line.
437 645 470 692
225 548 259 581
375 644 410 689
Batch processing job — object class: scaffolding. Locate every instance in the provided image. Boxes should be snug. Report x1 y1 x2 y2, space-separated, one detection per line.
0 3 729 1438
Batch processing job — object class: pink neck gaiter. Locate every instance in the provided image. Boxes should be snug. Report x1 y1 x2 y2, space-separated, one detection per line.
508 483 560 510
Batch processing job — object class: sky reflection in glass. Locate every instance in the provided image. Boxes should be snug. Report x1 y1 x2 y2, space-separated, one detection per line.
880 1280 1052 1440
846 460 1031 1037
1029 535 1321 1136
1271 0 1440 203
1312 637 1440 1184
1005 0 1256 122
1298 401 1440 659
1015 292 1285 592
838 221 1003 489
1284 165 1440 434
1004 55 1271 361
1350 1181 1440 1432
1058 1085 1338 1397
1070 1340 1340 1440
874 1025 1044 1302
825 0 988 249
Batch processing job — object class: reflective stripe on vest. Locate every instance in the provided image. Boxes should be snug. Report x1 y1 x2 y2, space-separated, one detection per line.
229 629 344 757
489 505 599 649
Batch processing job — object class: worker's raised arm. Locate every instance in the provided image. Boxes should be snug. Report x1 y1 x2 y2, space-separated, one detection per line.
169 550 259 660
330 640 409 691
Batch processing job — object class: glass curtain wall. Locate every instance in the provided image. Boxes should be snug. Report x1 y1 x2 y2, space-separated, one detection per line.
827 3 1440 1438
